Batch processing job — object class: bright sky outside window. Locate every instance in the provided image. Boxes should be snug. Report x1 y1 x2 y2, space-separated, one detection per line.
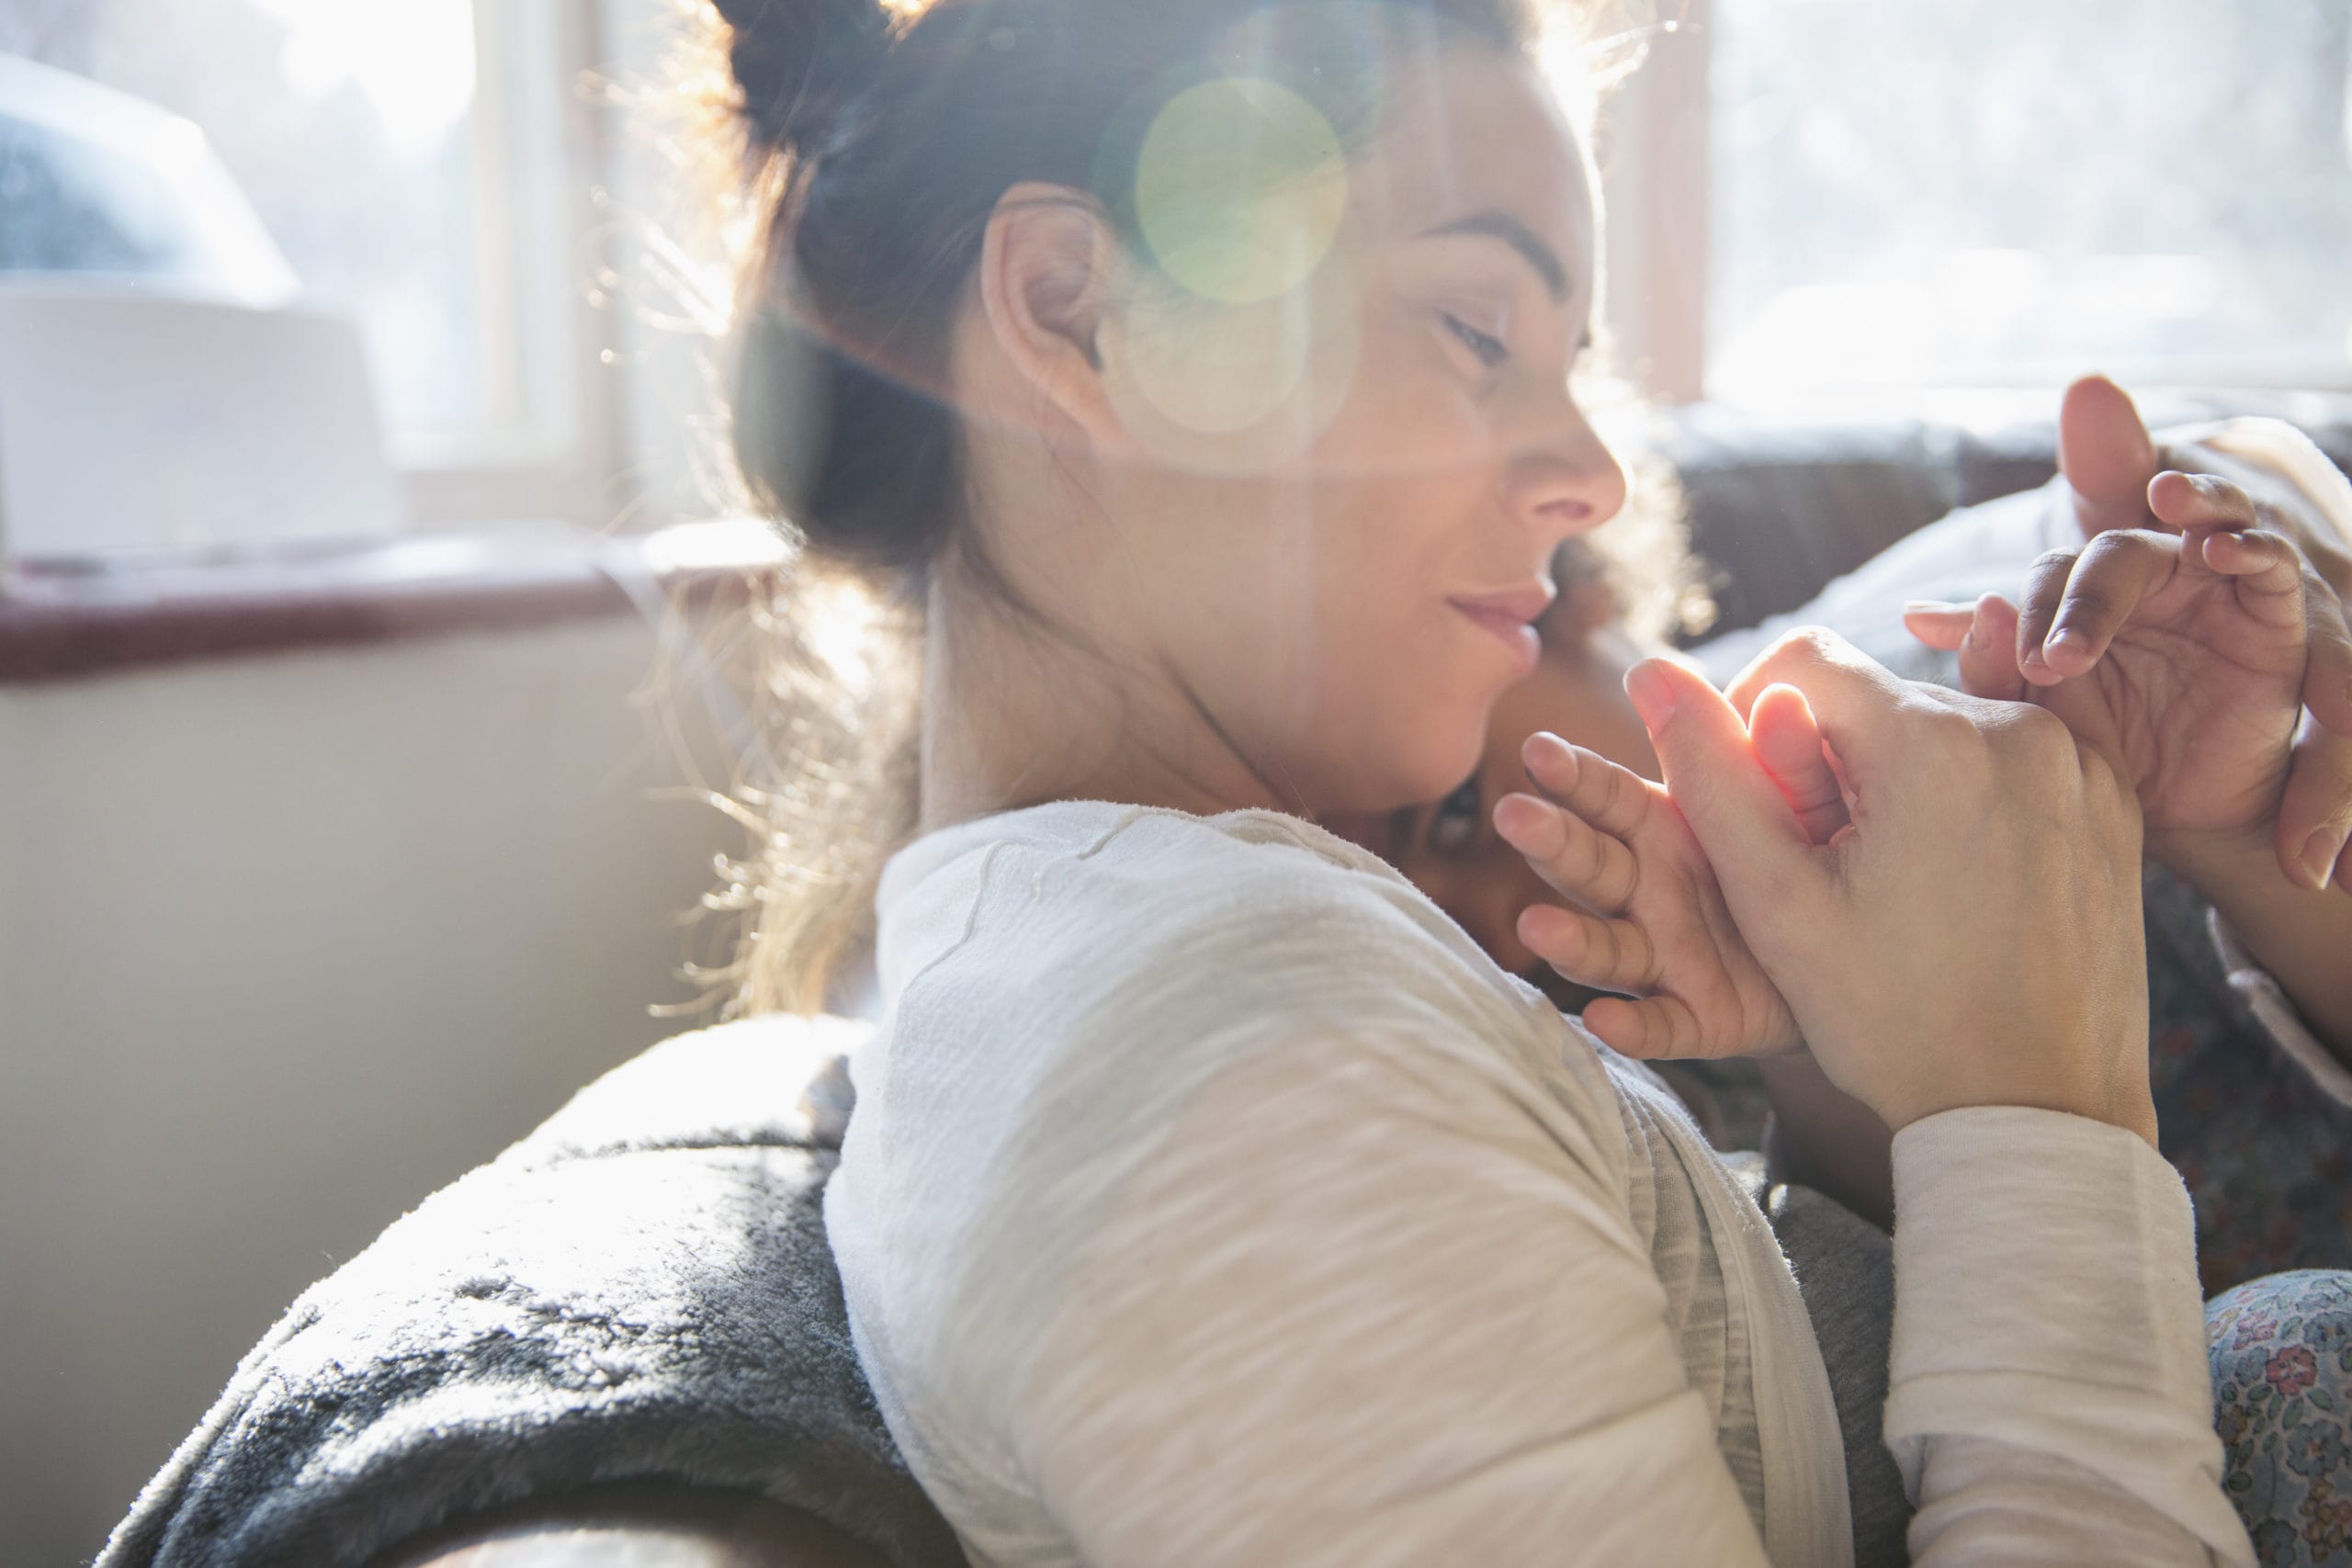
1708 0 2352 407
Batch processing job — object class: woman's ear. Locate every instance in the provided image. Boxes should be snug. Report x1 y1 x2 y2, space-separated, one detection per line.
978 183 1127 450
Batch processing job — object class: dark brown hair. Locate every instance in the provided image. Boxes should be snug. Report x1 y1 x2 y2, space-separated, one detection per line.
718 0 1553 581
695 0 1650 1013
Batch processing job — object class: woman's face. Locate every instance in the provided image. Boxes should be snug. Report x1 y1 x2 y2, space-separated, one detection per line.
1087 42 1626 817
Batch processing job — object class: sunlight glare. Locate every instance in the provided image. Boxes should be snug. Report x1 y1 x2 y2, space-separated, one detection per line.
247 0 477 160
1134 76 1347 304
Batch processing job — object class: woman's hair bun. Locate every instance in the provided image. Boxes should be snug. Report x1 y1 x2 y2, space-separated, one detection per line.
713 0 893 156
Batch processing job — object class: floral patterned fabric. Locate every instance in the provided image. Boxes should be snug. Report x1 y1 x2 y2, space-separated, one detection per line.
2211 1271 2352 1566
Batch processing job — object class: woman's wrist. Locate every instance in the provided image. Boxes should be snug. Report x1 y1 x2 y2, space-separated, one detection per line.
1877 1056 2159 1151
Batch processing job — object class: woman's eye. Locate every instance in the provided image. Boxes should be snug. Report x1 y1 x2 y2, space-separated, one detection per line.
1441 311 1509 370
1428 773 1483 854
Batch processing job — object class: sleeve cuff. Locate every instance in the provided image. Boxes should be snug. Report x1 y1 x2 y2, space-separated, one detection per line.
1884 1106 2248 1562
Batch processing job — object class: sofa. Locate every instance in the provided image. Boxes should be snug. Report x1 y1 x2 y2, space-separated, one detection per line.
96 400 2352 1568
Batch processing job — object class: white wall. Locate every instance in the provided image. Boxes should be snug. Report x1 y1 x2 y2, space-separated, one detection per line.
0 613 740 1564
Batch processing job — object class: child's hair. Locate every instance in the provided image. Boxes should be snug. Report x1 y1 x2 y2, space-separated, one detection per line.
684 0 1669 1014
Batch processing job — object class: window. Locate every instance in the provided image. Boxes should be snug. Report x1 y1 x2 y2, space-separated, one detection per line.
0 0 615 525
1600 0 2352 410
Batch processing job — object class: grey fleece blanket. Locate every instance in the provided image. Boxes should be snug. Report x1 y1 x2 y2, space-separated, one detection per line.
97 1015 962 1568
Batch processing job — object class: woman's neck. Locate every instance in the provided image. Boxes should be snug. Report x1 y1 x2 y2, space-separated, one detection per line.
914 570 1290 834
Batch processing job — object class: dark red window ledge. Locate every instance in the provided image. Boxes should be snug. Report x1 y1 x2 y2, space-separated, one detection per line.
0 521 787 684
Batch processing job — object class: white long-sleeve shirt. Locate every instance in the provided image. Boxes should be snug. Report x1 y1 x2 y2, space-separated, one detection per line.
824 799 2256 1566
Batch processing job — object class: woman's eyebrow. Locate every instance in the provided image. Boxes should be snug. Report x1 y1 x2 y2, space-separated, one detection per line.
1418 210 1570 303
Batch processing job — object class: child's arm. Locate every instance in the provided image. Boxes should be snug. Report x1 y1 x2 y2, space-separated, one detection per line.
1899 472 2346 855
1902 470 2352 1066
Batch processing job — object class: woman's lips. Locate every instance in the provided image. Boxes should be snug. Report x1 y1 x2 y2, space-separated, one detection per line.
1450 592 1549 677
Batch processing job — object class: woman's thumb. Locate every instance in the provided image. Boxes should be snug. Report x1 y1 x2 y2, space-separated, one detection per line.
1624 659 1817 906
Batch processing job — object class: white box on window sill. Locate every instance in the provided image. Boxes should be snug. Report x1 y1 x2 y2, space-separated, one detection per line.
0 283 404 565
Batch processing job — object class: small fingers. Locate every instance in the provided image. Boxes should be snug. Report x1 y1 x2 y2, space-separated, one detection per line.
1581 993 1706 1060
1521 730 1651 839
2281 588 2352 891
1518 900 1657 993
2277 724 2352 893
2148 469 2260 535
1492 790 1640 915
2197 527 2312 635
2304 580 2352 741
2013 547 2082 682
2018 530 2181 682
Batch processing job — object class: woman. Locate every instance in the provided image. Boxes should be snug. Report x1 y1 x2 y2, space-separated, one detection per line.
708 0 2345 1562
1379 391 2352 1275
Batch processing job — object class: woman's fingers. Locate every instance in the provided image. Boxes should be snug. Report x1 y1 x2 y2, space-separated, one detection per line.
1900 595 2029 708
1951 593 2025 703
2058 373 2161 539
1749 682 1849 844
1517 900 1657 992
1581 993 1705 1060
1492 788 1638 915
1624 654 1824 913
1900 601 1972 653
1712 630 1951 787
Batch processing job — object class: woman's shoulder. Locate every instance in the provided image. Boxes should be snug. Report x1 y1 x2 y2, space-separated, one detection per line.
834 803 1644 1432
862 799 1611 1179
878 799 1498 1014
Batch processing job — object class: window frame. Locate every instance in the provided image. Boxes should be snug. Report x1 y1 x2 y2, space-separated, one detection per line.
1596 1 1713 407
397 0 628 531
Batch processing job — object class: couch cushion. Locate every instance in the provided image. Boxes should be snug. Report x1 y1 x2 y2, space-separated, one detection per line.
1661 394 2352 637
96 1016 957 1568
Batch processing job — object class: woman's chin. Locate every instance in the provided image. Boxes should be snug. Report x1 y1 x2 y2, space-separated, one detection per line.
1396 734 1490 811
1299 744 1476 824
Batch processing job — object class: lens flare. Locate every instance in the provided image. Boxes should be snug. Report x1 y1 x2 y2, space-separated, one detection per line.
1133 75 1348 305
1121 288 1316 436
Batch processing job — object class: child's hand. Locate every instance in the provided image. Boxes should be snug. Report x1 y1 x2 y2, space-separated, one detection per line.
1902 470 2352 886
1491 691 1847 1062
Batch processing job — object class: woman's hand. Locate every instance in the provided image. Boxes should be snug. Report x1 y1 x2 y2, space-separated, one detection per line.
1621 631 2155 1144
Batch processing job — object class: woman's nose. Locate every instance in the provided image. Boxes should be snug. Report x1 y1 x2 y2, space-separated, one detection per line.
1507 400 1626 543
